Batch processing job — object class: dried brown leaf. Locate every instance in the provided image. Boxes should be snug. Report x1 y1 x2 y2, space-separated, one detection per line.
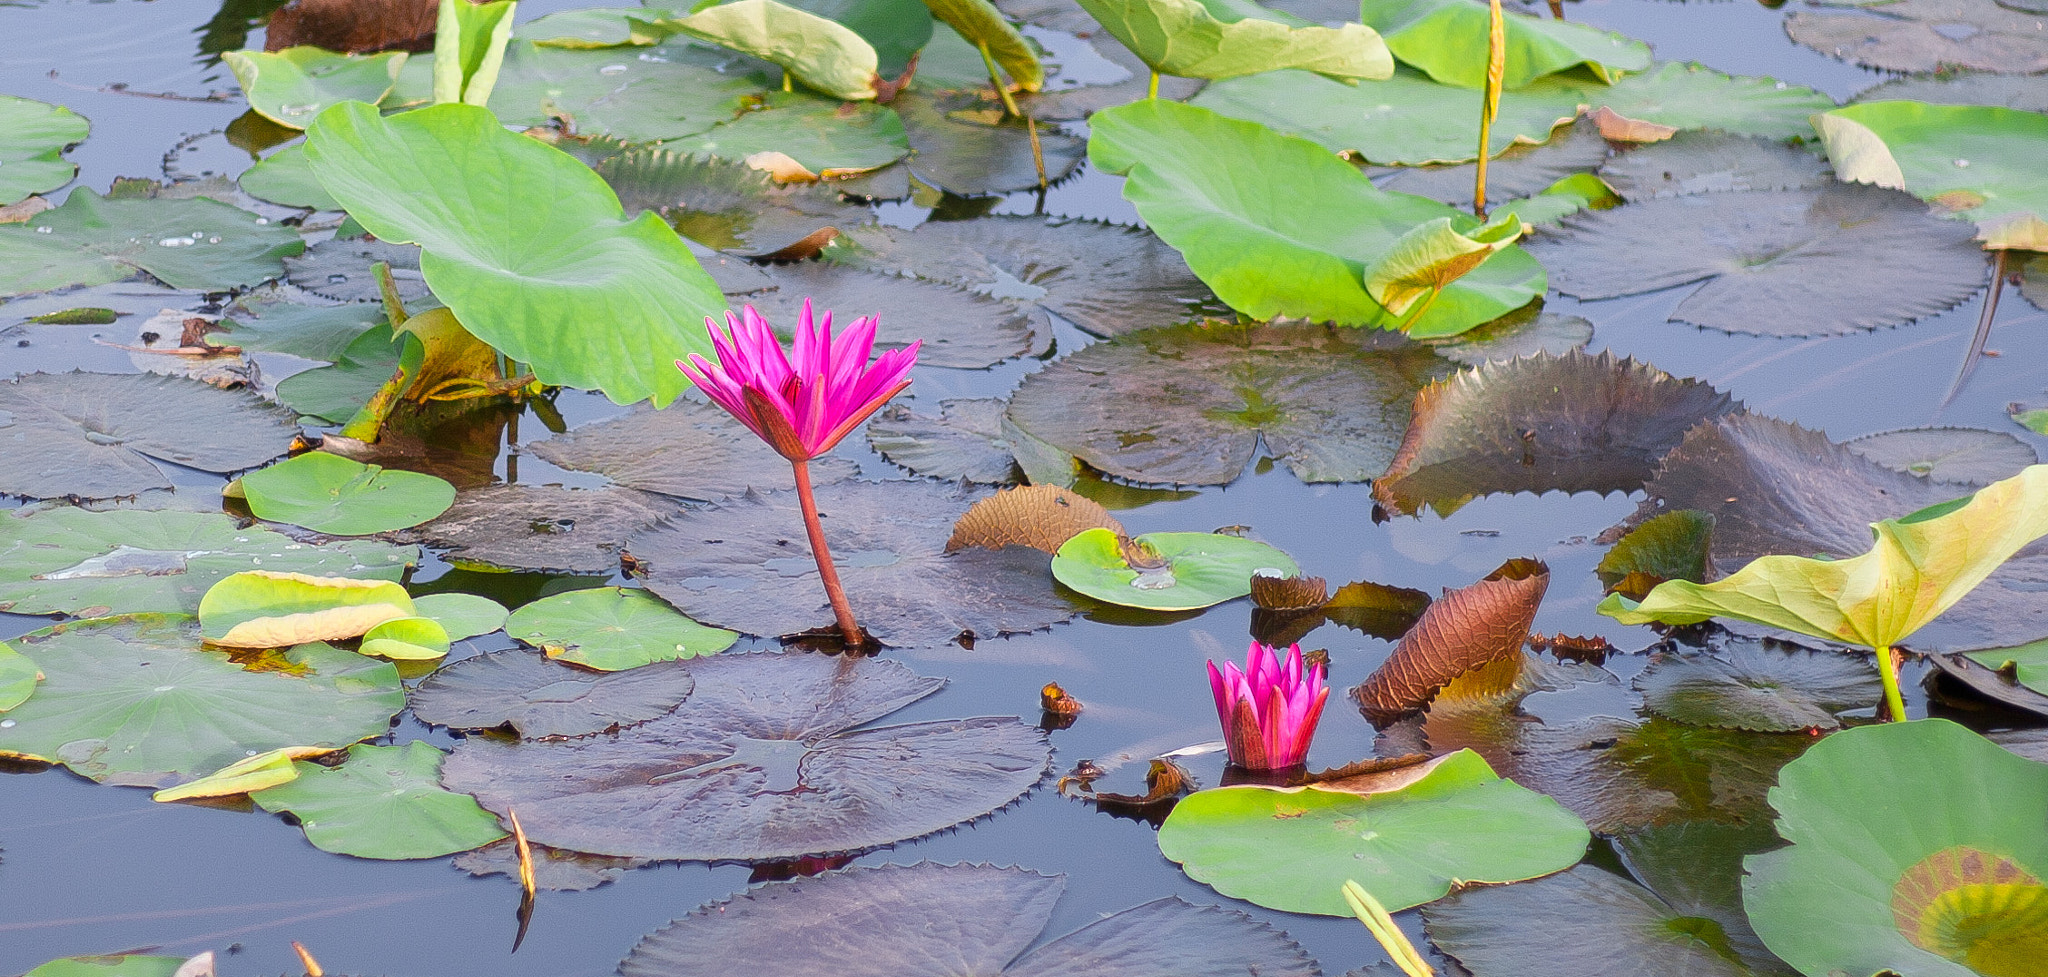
1353 558 1551 726
266 0 440 53
944 484 1124 554
1251 573 1330 611
1589 106 1679 143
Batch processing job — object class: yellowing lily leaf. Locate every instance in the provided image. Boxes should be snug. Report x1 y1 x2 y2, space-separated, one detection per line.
360 615 453 660
1365 213 1525 318
1600 464 2048 652
665 0 882 100
199 570 416 648
1075 0 1392 82
151 746 335 802
920 0 1043 91
1816 101 2048 251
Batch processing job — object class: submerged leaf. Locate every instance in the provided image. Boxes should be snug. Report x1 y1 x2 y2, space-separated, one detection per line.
1076 0 1392 81
947 484 1125 553
1355 559 1549 725
1050 528 1300 611
1634 635 1883 732
253 741 507 859
411 647 697 737
529 399 858 502
239 451 457 536
0 371 296 500
505 587 737 671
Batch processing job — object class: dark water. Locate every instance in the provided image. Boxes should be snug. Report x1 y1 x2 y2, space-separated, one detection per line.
3 0 2047 974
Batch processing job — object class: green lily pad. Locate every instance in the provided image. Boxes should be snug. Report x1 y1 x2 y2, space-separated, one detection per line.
239 451 457 536
1634 636 1884 732
22 956 191 977
404 484 669 575
1818 100 2048 251
222 47 407 130
219 289 387 362
0 640 39 712
661 0 882 100
252 741 506 859
1964 638 2048 696
529 398 858 502
282 237 429 305
0 95 89 205
1742 719 2048 977
0 615 404 787
1004 321 1448 486
410 647 697 737
1567 62 1837 143
1157 749 1590 916
272 324 416 424
668 92 909 178
920 0 1043 91
0 371 297 500
359 614 451 660
237 143 339 210
506 586 737 671
867 398 1021 484
1370 118 1610 209
516 7 670 48
197 570 415 647
1597 509 1714 596
304 101 727 407
0 507 416 617
1075 0 1392 81
1530 183 1987 336
1787 0 2048 74
1050 529 1298 611
1088 99 1546 335
411 593 508 641
0 187 305 297
1846 427 2040 485
1599 132 1833 202
1507 713 1819 834
1362 0 1648 88
1192 67 1580 166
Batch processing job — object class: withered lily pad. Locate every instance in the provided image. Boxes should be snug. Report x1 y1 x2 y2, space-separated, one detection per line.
946 484 1125 554
530 399 858 502
826 216 1217 338
868 398 1022 484
628 479 1072 646
1533 183 1987 337
746 260 1042 369
0 371 298 499
1355 559 1550 725
505 586 737 671
441 653 1052 860
0 615 404 787
1508 713 1817 833
282 237 430 305
1844 427 2039 485
618 862 1320 977
1634 634 1883 732
252 741 507 859
1599 132 1833 202
0 507 417 616
1005 322 1449 486
402 484 669 575
1644 413 2048 652
893 91 1086 197
594 147 870 256
1787 0 2048 74
411 648 695 738
1373 351 1740 516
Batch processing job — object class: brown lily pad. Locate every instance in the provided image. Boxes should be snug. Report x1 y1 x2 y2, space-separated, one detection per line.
528 398 859 503
1598 132 1834 203
1354 558 1551 726
745 261 1044 370
409 648 697 739
399 484 671 575
869 398 1024 485
0 371 297 500
1786 0 2048 74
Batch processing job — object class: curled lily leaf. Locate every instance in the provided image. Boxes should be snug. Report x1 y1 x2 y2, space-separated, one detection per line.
1365 213 1524 320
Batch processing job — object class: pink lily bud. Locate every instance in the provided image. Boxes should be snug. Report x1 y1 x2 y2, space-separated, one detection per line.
1206 641 1329 770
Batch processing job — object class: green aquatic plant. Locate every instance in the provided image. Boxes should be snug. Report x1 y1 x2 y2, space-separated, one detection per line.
1601 463 2048 722
1074 0 1392 96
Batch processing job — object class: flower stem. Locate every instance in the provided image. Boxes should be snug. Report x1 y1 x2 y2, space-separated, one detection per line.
1148 71 1160 99
792 458 862 646
1876 645 1908 722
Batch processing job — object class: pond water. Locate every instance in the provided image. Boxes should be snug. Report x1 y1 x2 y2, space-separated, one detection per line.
3 0 2047 974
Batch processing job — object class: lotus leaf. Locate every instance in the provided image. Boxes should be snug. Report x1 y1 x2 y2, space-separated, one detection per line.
1599 132 1832 202
440 652 1052 860
0 187 304 297
629 479 1071 646
893 90 1086 196
0 371 296 500
1087 99 1546 335
1743 719 2048 977
919 0 1043 91
432 0 517 106
668 92 909 179
410 592 508 641
1567 62 1836 144
1360 0 1648 88
198 570 415 648
1074 0 1390 81
1005 320 1448 485
304 101 727 406
1786 0 2048 74
868 398 1021 483
0 95 88 205
359 615 452 660
222 47 407 129
0 507 416 617
1531 184 1986 336
252 742 507 859
1818 100 2048 251
1846 427 2039 485
1634 637 1883 732
411 647 697 737
1373 351 1740 516
151 746 328 802
1050 528 1299 611
506 586 737 671
0 615 404 787
529 399 857 502
23 956 190 977
237 143 340 210
1192 67 1581 166
405 484 669 575
658 0 882 99
1157 749 1590 915
0 641 39 712
619 862 1320 977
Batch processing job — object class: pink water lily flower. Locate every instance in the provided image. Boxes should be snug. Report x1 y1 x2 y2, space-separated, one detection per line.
1207 642 1329 770
677 300 920 462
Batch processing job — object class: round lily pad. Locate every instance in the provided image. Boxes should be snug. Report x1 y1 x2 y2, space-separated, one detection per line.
1743 719 2048 977
619 862 1321 977
1157 750 1590 916
0 640 39 712
1852 71 2048 112
1422 304 1593 365
505 587 737 671
593 145 871 256
1787 0 2048 74
1633 636 1883 732
1599 132 1833 202
1846 427 2040 486
282 237 430 305
529 398 858 502
252 741 507 859
22 956 190 977
1050 529 1299 612
745 260 1042 370
0 371 298 500
0 188 305 298
239 451 457 536
0 507 417 617
440 652 1052 861
668 91 910 178
0 615 405 787
411 648 697 738
1505 714 1817 834
0 95 89 205
1371 119 1611 210
867 398 1022 484
410 593 508 641
404 484 669 575
894 90 1086 197
1004 321 1449 486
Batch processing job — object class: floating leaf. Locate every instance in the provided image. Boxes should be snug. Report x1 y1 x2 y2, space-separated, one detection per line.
1373 352 1740 515
1964 638 2048 700
0 507 416 616
1075 0 1392 81
920 0 1043 91
1051 529 1298 611
410 592 507 641
0 96 88 205
629 479 1072 646
745 260 1040 369
1853 70 2048 112
1005 321 1448 486
0 640 40 712
669 92 909 179
238 451 457 536
0 371 296 500
1567 62 1837 143
359 614 451 659
664 0 882 100
273 323 417 424
1787 0 2048 74
252 742 507 859
0 188 304 297
282 237 429 305
198 569 415 647
222 47 407 129
23 956 191 977
1370 118 1610 209
506 587 738 671
1742 720 2048 977
1362 0 1648 88
1609 819 1796 977
411 647 696 737
0 615 404 787
405 484 668 575
619 862 1320 977
304 101 726 406
594 146 870 255
150 746 332 802
238 143 339 210
1599 132 1833 202
869 398 1021 484
1597 509 1714 598
1506 713 1816 833
947 484 1124 553
1634 635 1883 732
1157 749 1589 916
1089 100 1546 335
1355 559 1549 724
529 399 858 502
1422 303 1592 365
1818 100 2048 251
1531 184 1986 336
441 652 1051 860
893 90 1085 196
1846 427 2039 485
220 290 387 362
